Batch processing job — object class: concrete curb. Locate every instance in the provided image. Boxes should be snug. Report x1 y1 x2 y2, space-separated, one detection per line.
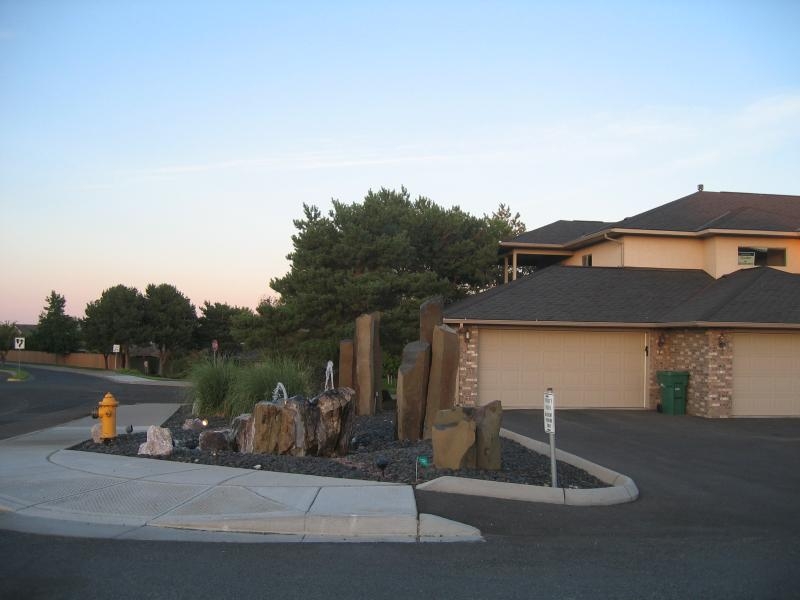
416 428 638 506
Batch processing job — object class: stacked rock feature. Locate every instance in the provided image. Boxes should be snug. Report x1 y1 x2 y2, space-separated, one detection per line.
354 312 381 415
396 296 461 442
248 387 356 457
432 401 502 470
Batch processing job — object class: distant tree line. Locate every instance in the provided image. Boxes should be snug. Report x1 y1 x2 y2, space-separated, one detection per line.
9 187 524 377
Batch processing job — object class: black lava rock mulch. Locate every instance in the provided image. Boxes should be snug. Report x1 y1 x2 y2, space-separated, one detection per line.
70 405 608 489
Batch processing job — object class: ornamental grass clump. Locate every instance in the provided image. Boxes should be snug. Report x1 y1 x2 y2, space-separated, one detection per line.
188 359 239 417
224 356 314 418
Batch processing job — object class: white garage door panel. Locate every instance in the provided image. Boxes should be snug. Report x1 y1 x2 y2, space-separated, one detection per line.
477 330 645 409
733 334 800 416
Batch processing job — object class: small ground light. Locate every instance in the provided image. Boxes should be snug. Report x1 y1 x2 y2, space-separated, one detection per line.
416 456 430 481
375 456 389 478
201 419 208 427
125 424 133 435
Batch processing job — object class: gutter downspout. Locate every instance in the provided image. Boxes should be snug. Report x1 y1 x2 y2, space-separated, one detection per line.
605 234 624 267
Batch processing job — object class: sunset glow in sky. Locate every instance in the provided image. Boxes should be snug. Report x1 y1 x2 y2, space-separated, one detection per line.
1 1 799 323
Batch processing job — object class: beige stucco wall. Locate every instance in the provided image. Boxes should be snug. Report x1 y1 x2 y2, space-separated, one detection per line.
562 240 622 267
623 236 705 270
702 236 800 278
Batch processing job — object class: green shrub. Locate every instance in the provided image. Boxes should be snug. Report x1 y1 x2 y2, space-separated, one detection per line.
225 356 313 418
188 360 239 417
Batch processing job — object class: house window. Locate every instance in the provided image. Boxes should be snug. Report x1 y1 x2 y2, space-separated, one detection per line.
738 247 786 267
581 254 593 267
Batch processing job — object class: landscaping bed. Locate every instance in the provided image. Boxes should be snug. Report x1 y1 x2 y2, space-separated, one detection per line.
71 405 607 489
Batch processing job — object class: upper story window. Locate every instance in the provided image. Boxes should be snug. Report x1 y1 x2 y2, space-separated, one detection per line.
581 254 592 267
738 247 786 267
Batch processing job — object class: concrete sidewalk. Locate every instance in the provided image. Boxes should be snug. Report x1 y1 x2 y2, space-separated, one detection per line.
0 404 481 543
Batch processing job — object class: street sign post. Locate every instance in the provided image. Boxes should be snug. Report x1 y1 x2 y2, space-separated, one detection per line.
13 337 24 377
544 387 557 488
211 339 219 364
112 344 121 370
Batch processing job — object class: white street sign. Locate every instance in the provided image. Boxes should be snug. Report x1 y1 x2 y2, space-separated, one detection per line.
14 337 25 350
112 344 121 353
544 388 555 433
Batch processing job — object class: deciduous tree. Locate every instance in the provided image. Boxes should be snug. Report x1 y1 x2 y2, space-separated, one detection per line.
83 285 146 369
143 284 197 376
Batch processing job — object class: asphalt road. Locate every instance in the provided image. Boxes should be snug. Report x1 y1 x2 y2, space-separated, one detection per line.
1 371 798 599
0 365 186 439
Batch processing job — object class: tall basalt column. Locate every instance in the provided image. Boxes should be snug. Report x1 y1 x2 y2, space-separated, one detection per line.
354 312 381 415
419 296 443 346
396 340 431 442
423 324 459 438
338 339 354 389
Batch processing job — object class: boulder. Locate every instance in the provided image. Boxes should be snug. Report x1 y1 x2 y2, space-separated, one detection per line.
423 324 459 438
199 429 232 452
419 296 443 345
432 419 476 470
91 423 103 444
396 340 431 442
338 339 354 389
250 388 355 457
474 400 502 470
182 418 206 432
354 312 381 415
230 413 254 453
431 402 502 470
138 425 173 456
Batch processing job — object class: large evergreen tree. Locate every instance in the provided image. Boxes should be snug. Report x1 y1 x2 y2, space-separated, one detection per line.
195 301 252 355
143 283 197 375
83 285 146 369
30 291 81 354
262 187 524 365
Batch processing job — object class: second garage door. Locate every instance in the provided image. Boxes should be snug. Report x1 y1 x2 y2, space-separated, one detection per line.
477 329 646 409
733 333 800 416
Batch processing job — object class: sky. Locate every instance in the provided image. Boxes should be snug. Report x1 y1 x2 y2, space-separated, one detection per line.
1 0 799 323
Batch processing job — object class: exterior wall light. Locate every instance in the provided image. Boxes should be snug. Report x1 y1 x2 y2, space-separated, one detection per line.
718 333 727 349
657 333 666 348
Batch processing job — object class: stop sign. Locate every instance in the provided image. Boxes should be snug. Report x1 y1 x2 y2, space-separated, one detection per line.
211 339 219 352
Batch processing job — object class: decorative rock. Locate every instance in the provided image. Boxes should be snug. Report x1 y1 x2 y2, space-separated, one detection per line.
424 324 460 438
338 339 354 389
182 418 206 432
354 312 382 415
230 413 254 453
432 419 476 470
419 296 444 345
138 425 173 456
91 423 103 444
250 388 355 457
396 340 431 442
474 400 502 470
431 402 503 470
199 429 233 452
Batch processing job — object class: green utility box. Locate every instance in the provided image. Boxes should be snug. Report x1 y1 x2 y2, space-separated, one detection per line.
657 371 690 415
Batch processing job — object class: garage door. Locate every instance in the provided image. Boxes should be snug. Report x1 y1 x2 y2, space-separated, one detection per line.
477 330 646 409
733 333 800 416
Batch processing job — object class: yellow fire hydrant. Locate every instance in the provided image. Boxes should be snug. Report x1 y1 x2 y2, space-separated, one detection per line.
91 392 118 441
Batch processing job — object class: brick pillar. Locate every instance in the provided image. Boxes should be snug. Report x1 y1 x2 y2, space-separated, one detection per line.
457 326 479 406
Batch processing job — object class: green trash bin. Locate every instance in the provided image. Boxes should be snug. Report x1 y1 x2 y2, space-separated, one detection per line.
657 371 690 415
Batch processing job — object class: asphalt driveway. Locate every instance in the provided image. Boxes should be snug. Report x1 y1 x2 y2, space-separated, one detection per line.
415 409 800 596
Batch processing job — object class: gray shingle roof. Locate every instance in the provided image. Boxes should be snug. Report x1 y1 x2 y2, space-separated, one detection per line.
661 267 800 323
508 220 612 245
444 266 800 325
510 191 800 246
613 191 800 233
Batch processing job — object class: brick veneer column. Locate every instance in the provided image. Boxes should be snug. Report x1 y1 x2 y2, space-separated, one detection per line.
456 327 479 406
647 328 734 418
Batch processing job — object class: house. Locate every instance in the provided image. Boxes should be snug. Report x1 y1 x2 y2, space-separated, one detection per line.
443 189 800 417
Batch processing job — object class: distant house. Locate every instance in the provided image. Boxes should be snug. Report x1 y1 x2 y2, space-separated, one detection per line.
444 189 800 417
